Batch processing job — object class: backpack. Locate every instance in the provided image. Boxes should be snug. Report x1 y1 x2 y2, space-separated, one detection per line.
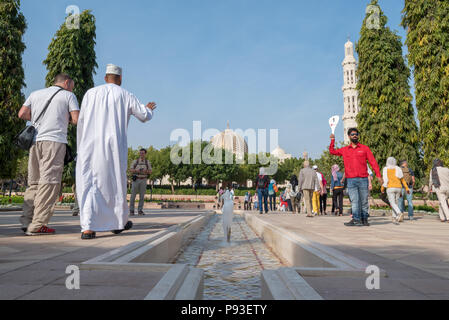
402 167 413 186
257 175 267 189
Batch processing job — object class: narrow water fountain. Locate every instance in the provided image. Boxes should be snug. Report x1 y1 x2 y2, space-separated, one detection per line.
174 213 284 300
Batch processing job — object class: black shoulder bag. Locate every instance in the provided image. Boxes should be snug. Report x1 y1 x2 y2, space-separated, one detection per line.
14 88 64 150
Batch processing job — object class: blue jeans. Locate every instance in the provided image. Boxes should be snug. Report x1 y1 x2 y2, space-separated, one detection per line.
399 188 414 217
258 188 269 213
347 178 369 222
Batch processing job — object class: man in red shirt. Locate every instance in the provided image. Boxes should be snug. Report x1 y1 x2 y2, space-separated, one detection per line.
330 128 383 227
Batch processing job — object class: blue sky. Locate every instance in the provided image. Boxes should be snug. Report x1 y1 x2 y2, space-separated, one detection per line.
20 0 410 159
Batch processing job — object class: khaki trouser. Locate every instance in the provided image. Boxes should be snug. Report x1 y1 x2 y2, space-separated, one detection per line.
312 191 321 214
436 190 449 221
302 190 314 217
20 141 66 232
130 179 147 212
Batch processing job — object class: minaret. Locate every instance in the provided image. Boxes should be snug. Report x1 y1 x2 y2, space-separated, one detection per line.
342 39 359 145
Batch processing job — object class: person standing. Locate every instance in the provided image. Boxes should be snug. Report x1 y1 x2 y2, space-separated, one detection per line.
129 149 152 216
381 157 410 224
298 161 320 218
284 183 294 212
244 192 252 211
398 160 416 221
268 179 278 211
256 168 270 214
18 74 80 235
331 165 345 216
76 64 156 240
429 159 449 223
330 129 383 227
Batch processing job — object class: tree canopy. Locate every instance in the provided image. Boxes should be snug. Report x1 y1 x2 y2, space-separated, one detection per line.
0 0 27 179
402 0 449 171
356 0 420 174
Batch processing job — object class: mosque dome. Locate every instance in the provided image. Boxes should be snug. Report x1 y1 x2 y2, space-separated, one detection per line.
271 146 292 162
211 122 248 156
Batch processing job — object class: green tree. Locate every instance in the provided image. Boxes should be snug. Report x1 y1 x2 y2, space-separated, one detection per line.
402 0 449 172
356 0 420 174
0 0 26 179
43 9 97 184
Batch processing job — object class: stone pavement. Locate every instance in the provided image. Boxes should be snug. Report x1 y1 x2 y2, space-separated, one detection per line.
253 212 449 300
175 214 284 300
0 210 204 300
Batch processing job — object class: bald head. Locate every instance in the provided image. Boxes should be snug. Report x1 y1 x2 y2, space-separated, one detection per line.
105 74 122 86
304 161 310 168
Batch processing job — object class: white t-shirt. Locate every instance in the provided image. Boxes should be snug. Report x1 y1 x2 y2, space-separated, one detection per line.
315 172 322 192
24 86 79 144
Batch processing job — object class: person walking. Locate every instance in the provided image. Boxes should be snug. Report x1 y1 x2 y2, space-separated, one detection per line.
382 157 410 224
76 64 156 240
18 74 80 235
331 165 345 216
429 159 449 223
298 161 320 218
398 160 416 221
319 171 328 215
256 168 270 214
330 128 383 227
268 179 278 211
312 166 324 215
129 149 152 216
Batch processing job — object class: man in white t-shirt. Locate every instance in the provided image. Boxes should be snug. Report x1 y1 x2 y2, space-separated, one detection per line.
18 74 80 236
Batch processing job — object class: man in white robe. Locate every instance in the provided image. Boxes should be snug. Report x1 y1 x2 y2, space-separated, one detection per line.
76 64 156 239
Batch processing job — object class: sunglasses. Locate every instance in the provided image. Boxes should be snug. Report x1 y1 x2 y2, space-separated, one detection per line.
350 133 359 137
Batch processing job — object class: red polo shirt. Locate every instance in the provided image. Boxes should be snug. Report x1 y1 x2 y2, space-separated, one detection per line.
329 139 381 179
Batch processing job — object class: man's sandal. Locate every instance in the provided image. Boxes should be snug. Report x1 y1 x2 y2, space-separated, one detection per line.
112 221 133 235
81 232 96 240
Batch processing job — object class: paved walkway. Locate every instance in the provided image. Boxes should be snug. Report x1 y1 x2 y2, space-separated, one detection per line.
175 214 284 300
0 210 204 300
253 212 449 300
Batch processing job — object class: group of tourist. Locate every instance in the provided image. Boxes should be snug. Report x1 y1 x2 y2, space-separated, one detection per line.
16 71 449 239
246 127 449 227
18 64 157 239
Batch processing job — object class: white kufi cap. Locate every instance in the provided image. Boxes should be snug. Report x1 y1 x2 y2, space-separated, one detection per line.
106 64 122 76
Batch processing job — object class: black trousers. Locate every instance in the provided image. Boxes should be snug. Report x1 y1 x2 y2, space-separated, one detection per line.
269 194 277 211
320 194 328 214
332 188 344 214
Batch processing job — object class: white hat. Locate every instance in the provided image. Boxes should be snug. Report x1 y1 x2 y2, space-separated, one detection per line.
313 165 318 170
106 64 122 76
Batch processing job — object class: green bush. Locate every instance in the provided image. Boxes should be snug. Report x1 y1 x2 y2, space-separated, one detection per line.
0 195 24 205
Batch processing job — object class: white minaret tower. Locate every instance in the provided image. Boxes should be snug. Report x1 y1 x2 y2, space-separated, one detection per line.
342 38 359 145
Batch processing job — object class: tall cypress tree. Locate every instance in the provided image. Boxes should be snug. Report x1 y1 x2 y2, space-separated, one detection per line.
402 0 449 171
356 0 420 172
0 0 27 179
43 9 97 184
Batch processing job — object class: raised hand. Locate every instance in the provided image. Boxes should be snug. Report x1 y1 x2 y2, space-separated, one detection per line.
146 102 157 111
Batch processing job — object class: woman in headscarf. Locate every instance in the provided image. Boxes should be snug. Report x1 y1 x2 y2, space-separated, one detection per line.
381 157 410 223
429 159 449 222
268 179 278 212
331 164 345 216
